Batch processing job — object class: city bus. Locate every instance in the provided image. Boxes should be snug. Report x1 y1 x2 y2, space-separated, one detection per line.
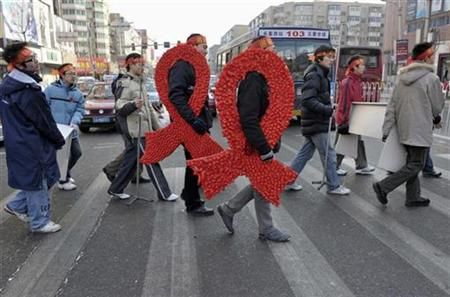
336 46 383 101
216 27 334 122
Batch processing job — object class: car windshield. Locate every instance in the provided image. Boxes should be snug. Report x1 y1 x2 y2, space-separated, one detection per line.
87 84 114 99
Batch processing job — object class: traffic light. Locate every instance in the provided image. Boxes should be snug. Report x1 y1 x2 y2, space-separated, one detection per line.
131 43 135 51
163 42 170 48
153 42 158 50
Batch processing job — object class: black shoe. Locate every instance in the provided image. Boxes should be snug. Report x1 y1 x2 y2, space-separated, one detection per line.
217 204 234 234
102 168 115 182
405 198 430 207
422 171 442 178
131 177 151 184
373 182 388 205
259 228 290 242
187 205 214 217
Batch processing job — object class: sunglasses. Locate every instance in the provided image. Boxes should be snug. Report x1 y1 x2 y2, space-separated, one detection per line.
24 55 38 63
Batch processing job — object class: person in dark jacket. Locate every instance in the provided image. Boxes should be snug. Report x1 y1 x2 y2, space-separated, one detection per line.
45 63 85 191
216 36 290 242
286 45 350 195
0 42 65 233
168 34 214 216
335 55 375 176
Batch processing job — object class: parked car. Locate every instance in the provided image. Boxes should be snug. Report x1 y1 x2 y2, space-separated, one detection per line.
208 75 217 117
76 76 96 98
80 82 116 133
0 116 4 146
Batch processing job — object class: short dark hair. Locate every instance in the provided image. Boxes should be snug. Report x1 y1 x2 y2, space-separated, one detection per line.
186 33 202 41
347 55 364 66
58 63 73 75
314 45 335 62
251 36 266 44
125 52 142 71
412 42 433 59
2 42 28 63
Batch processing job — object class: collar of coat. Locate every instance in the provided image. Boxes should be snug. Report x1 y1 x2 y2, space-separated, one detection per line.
398 62 435 75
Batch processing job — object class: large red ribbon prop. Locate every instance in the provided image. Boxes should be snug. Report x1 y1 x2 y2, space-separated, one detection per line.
141 44 222 164
188 48 297 206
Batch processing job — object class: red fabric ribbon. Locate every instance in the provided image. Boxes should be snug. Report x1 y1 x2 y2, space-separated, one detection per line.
187 48 297 206
141 44 222 164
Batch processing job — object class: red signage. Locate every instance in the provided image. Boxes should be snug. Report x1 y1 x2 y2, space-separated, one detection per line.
396 39 409 65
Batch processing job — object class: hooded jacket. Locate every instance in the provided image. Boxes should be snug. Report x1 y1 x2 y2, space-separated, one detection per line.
382 62 445 147
0 69 65 190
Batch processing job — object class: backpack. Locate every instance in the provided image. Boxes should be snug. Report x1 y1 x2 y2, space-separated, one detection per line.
111 73 128 101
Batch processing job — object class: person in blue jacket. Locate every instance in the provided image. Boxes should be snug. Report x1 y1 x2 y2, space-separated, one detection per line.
0 42 65 233
44 63 85 191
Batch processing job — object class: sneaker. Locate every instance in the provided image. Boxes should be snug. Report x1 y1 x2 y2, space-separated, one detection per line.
327 185 351 195
285 183 303 191
422 171 442 178
336 168 348 176
58 181 77 191
259 227 290 242
4 205 29 223
217 204 234 234
355 166 375 175
33 221 62 233
69 177 76 183
405 198 430 207
372 182 388 205
107 190 131 200
160 193 178 202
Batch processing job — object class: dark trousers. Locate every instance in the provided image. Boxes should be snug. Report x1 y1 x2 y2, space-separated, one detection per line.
181 149 204 211
104 133 143 179
378 145 428 202
335 134 368 169
108 137 172 199
63 137 82 182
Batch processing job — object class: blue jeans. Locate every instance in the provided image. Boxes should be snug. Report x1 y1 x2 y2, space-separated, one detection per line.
422 150 434 173
7 178 50 230
290 132 340 191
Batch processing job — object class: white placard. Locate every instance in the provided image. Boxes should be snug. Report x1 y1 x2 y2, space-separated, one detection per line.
56 124 74 179
377 126 407 172
335 134 359 159
349 102 387 139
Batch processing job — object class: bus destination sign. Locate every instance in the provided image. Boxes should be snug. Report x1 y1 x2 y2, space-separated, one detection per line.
259 28 329 39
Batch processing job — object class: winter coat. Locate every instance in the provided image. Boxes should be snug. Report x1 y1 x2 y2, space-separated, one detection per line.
300 63 334 136
237 71 272 155
0 69 65 190
382 62 445 147
115 72 160 138
168 60 213 128
44 80 85 137
336 72 363 126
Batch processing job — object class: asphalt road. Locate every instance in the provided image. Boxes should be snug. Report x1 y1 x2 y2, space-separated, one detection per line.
0 119 449 297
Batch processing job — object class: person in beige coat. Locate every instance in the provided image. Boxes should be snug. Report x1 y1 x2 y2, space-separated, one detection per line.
373 42 445 207
108 53 177 201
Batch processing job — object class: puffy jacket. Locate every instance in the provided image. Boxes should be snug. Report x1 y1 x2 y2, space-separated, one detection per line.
44 80 85 135
382 62 445 147
336 72 363 126
0 69 65 190
168 60 213 129
115 72 160 138
300 63 334 136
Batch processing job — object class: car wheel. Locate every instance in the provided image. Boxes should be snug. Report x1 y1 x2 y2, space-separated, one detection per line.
80 126 90 133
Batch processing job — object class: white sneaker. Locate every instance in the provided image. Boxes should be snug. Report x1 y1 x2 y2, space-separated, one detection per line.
108 191 131 200
69 177 76 183
355 166 375 175
58 181 77 191
162 193 178 202
336 168 348 176
33 221 62 233
285 183 303 191
327 185 351 195
4 205 29 223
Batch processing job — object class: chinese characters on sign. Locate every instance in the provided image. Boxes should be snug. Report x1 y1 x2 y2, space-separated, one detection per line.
396 39 409 66
259 28 329 40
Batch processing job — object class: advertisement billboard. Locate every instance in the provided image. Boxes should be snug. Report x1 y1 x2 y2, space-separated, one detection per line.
407 0 417 20
1 0 38 43
416 0 429 18
396 39 409 66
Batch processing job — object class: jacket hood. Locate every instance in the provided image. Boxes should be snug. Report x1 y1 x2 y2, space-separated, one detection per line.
0 70 39 96
397 62 435 86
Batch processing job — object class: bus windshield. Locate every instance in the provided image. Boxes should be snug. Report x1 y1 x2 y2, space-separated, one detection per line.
274 39 332 81
339 48 380 69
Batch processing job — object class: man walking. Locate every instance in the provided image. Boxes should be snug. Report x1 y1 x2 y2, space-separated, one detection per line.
45 63 84 191
373 42 445 207
0 42 65 233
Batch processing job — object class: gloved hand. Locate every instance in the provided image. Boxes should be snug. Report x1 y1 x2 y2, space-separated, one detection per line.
260 150 274 162
190 117 208 135
433 115 441 125
382 135 388 142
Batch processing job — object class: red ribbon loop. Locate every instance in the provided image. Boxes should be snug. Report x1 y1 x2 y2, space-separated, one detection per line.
141 44 222 164
187 48 297 205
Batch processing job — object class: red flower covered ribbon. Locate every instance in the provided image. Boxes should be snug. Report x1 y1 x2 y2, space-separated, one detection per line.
187 48 297 206
141 44 222 164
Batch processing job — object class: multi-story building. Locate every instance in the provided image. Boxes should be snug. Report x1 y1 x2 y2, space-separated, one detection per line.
248 1 385 48
58 0 89 56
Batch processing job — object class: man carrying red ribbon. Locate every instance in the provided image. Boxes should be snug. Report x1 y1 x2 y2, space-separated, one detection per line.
215 36 291 242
